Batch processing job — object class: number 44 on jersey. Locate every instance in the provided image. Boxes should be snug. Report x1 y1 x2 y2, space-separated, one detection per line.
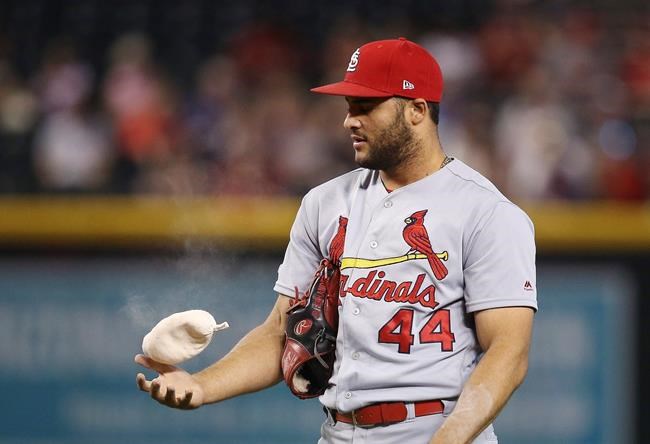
378 308 455 354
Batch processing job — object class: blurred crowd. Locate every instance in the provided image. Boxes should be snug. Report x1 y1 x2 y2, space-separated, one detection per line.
0 1 648 200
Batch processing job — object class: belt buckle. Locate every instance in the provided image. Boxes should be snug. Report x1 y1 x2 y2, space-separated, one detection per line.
351 408 379 427
351 410 359 426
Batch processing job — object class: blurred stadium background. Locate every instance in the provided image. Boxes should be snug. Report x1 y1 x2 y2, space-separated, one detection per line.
0 0 648 443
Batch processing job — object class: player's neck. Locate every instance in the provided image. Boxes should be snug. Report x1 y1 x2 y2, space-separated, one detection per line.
379 140 448 191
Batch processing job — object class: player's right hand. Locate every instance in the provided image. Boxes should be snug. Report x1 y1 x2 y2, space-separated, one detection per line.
135 354 205 409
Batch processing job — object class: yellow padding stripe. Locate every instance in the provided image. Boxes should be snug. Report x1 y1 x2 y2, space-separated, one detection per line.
0 197 648 251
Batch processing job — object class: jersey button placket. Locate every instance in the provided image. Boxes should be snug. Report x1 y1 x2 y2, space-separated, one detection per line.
383 200 393 208
370 240 378 248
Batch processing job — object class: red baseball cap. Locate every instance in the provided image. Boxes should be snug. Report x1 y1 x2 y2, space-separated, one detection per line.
311 37 443 102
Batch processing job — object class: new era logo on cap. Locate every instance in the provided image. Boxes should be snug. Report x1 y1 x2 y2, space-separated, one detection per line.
403 80 415 90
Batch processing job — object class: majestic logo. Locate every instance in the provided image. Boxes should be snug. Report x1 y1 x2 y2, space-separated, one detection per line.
402 80 415 90
294 319 313 335
347 48 361 72
524 281 534 291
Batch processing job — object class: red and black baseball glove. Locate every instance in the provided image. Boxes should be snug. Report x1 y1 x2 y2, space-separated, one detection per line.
281 259 340 399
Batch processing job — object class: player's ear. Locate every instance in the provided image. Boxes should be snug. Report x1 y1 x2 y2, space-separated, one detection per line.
407 98 428 126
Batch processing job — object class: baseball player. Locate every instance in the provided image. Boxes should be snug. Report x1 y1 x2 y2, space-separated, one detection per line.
135 37 537 444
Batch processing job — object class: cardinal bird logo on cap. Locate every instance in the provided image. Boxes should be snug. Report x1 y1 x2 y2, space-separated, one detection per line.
403 210 448 280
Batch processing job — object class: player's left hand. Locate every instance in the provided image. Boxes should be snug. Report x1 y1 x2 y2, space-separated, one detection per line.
135 354 205 409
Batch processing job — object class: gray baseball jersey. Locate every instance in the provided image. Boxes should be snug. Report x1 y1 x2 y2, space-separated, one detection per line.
274 159 537 413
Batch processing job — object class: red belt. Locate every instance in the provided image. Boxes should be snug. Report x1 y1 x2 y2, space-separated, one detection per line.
332 400 444 427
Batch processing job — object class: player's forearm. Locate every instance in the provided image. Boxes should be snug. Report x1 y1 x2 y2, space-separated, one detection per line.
429 340 529 444
193 316 286 403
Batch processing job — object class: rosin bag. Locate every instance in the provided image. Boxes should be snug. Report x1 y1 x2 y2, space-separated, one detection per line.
142 310 229 365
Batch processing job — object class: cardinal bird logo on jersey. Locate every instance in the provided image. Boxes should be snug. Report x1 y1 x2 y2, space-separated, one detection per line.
403 210 448 280
328 216 348 266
